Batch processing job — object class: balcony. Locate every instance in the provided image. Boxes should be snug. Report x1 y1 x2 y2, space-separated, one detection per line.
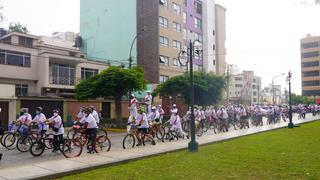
49 76 76 86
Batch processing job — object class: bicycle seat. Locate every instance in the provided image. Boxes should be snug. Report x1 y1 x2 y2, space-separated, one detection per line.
72 125 81 129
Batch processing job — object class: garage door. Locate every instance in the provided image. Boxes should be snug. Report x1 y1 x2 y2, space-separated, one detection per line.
21 100 64 119
0 102 9 130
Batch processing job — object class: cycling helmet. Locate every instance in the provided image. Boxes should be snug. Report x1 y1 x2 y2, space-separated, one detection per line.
35 107 43 112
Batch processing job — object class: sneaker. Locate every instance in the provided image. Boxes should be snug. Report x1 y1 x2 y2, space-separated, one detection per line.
0 153 3 161
136 143 141 146
151 140 156 145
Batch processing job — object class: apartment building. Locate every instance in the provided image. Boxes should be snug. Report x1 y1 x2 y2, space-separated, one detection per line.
0 32 110 128
215 4 226 75
228 71 261 105
300 35 320 96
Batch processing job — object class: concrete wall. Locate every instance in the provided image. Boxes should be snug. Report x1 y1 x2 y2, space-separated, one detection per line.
215 4 227 75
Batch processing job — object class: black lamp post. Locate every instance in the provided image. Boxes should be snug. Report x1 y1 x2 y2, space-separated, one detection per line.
129 26 147 69
178 40 202 152
287 71 295 128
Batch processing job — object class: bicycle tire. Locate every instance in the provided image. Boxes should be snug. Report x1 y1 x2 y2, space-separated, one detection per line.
3 133 17 150
96 135 111 152
0 131 9 147
30 141 45 157
62 139 83 158
16 136 32 152
122 134 135 149
155 126 165 142
67 129 76 140
44 134 54 149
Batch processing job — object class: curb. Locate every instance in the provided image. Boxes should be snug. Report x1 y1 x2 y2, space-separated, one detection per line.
106 128 127 133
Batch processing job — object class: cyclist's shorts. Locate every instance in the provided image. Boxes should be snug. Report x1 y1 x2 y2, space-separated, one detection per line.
138 128 149 134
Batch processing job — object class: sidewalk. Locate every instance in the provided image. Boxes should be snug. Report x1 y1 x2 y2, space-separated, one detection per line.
0 116 318 180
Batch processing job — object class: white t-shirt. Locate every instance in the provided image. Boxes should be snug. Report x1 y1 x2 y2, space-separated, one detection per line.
18 113 32 125
135 113 149 128
91 110 100 124
33 113 48 130
49 115 64 135
77 111 84 120
84 114 97 129
144 95 152 105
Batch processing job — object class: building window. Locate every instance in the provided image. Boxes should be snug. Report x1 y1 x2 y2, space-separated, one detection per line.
198 65 203 71
235 77 242 81
159 0 168 7
172 3 181 15
302 90 320 96
15 84 28 96
184 0 187 6
173 58 183 69
252 85 257 89
183 12 187 24
253 78 257 83
194 33 203 42
194 17 202 29
159 55 169 66
302 51 319 58
81 68 98 80
173 22 181 32
302 80 320 86
235 84 243 88
253 98 257 102
302 71 319 77
159 16 168 28
302 61 319 67
302 42 319 49
18 36 33 48
173 40 181 50
253 92 257 96
194 1 202 14
0 49 31 67
160 36 169 47
213 59 216 65
160 75 169 83
51 63 75 86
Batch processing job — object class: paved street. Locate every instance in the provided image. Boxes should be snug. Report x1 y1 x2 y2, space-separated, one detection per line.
0 114 318 180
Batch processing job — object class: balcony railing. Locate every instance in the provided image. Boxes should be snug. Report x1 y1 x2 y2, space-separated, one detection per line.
49 76 75 86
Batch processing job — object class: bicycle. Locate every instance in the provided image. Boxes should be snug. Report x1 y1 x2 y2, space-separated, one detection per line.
122 124 155 149
30 134 82 158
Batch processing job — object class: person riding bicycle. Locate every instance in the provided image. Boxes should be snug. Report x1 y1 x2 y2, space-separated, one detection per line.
148 106 160 125
157 105 165 123
82 107 98 154
254 106 263 125
17 108 32 135
47 109 64 153
217 106 229 132
32 107 48 139
168 104 188 139
89 105 100 125
135 108 155 146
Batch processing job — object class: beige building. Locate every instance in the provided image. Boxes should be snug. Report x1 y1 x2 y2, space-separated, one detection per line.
0 32 109 127
159 0 186 82
300 35 320 96
215 4 227 75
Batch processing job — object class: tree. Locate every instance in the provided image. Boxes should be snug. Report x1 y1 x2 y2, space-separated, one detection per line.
75 66 147 122
9 22 29 34
154 72 226 106
291 93 314 105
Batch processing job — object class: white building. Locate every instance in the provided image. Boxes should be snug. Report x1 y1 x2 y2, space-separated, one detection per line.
228 71 262 105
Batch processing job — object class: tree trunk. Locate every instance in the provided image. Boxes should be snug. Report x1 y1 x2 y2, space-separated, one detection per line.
115 95 122 124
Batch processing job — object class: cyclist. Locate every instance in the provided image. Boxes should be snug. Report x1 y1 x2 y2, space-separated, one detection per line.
89 105 100 125
47 109 64 153
76 106 85 122
135 108 155 146
148 106 160 124
217 106 229 132
82 107 98 153
33 107 48 139
168 104 188 139
157 105 165 123
17 108 32 135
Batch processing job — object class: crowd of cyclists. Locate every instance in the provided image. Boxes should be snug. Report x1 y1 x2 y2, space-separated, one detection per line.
0 91 319 160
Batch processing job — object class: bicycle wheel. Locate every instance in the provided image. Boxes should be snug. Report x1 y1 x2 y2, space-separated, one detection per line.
16 136 32 152
96 135 111 152
30 141 45 157
97 128 108 137
44 134 54 149
3 133 17 150
73 132 88 146
67 129 76 140
0 132 9 147
142 134 155 146
155 126 165 142
62 139 83 158
203 121 211 133
122 134 135 149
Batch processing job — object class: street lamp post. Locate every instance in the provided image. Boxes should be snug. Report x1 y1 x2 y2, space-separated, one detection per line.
178 40 202 152
128 27 147 69
287 71 294 128
272 73 285 104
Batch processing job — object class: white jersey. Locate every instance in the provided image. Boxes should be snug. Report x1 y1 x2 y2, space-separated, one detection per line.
48 115 64 135
91 110 100 124
84 114 97 129
18 113 32 125
33 113 48 131
136 113 149 128
144 94 152 105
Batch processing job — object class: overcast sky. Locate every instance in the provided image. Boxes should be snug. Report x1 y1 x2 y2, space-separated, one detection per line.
1 0 320 94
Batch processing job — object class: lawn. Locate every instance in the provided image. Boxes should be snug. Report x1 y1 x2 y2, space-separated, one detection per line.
59 121 320 180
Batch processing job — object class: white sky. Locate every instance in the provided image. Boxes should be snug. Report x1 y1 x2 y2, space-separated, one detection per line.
1 0 320 94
